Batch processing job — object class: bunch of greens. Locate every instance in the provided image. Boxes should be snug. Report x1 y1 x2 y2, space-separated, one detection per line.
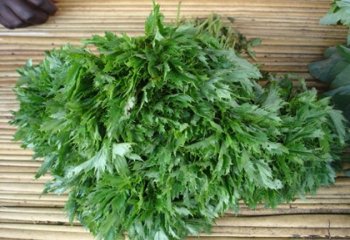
12 3 348 240
320 0 350 45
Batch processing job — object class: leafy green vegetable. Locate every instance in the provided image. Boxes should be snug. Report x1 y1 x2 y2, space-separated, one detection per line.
309 0 350 121
321 0 350 45
12 3 348 240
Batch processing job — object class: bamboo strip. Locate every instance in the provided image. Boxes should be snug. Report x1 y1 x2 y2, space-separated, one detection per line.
187 238 342 240
0 183 44 192
0 139 16 144
0 156 35 161
0 9 329 16
0 150 33 155
0 167 38 174
0 212 69 222
52 0 331 8
1 208 349 229
237 205 350 216
0 161 42 167
0 200 65 208
1 198 349 215
0 144 29 151
0 125 16 130
0 22 344 30
205 227 349 238
0 225 93 240
29 17 336 24
0 223 88 233
0 224 349 238
215 214 350 228
0 179 46 184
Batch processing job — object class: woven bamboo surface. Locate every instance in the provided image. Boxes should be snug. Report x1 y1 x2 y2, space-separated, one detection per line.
0 0 350 239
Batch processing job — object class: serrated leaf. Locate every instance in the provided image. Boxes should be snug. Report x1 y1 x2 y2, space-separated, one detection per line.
155 230 169 240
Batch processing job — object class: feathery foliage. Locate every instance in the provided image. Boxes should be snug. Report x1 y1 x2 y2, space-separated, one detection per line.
12 3 348 240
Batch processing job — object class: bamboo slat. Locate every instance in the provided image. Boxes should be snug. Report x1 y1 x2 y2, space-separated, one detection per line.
0 214 349 238
0 224 93 240
1 0 350 239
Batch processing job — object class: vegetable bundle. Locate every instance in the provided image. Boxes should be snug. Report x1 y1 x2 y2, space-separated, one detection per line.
12 4 348 240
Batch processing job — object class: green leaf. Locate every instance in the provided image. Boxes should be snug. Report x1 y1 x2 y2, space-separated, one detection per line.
113 143 133 157
155 230 169 240
255 160 283 190
68 145 110 179
331 65 350 88
329 109 347 144
308 53 346 83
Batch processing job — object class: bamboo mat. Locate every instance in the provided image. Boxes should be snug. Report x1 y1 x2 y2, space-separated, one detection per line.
0 0 350 239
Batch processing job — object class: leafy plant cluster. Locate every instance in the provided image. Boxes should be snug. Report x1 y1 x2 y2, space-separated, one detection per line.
309 0 350 121
12 3 348 240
